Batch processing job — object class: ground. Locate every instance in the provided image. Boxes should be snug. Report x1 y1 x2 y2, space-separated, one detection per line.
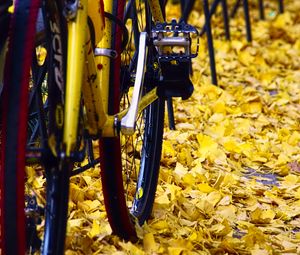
52 1 300 254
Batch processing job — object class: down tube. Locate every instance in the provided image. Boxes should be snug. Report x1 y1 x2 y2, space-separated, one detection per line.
63 0 88 156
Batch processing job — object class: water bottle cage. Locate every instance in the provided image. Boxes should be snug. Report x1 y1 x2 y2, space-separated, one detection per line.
152 20 199 99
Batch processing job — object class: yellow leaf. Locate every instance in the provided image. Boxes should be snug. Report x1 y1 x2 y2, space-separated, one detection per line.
182 173 196 186
68 219 84 231
156 193 170 206
231 40 245 51
189 231 198 242
85 189 96 200
118 241 144 255
260 71 277 85
65 250 79 255
69 183 85 203
198 183 215 193
218 195 232 206
242 226 266 248
207 191 222 207
162 140 176 158
282 240 297 251
168 247 184 255
288 131 300 146
174 162 188 179
167 239 193 254
209 148 227 165
250 249 269 255
295 187 300 199
77 200 101 212
220 173 238 187
208 113 225 123
87 210 103 220
283 174 299 186
209 219 232 236
204 123 226 139
273 12 293 29
150 220 169 231
143 233 157 253
238 50 254 66
223 138 242 153
167 184 182 201
88 220 101 238
196 200 214 216
216 205 237 220
177 147 193 166
212 100 226 114
241 102 262 114
264 190 285 205
199 83 222 100
82 175 92 185
25 166 36 184
250 208 275 224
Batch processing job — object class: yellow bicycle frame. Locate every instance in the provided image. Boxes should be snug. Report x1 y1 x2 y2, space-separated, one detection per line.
63 0 164 156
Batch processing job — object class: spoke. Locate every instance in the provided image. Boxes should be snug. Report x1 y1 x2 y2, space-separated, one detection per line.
119 0 150 208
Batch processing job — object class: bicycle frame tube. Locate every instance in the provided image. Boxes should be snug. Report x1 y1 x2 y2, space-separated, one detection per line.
64 0 88 156
97 0 112 113
63 0 165 150
148 0 164 23
83 41 116 138
82 34 108 136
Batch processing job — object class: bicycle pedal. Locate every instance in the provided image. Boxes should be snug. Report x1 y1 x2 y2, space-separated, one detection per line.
152 19 199 61
152 20 198 100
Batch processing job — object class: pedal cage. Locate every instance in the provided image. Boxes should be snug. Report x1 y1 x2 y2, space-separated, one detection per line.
152 20 199 99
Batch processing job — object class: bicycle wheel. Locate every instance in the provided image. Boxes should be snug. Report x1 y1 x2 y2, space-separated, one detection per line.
0 0 41 253
0 0 69 254
99 0 165 240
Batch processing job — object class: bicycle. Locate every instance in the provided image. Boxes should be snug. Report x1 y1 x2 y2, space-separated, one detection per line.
0 0 198 254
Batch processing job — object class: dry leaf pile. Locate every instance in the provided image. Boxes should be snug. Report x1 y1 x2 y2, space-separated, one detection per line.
29 1 300 254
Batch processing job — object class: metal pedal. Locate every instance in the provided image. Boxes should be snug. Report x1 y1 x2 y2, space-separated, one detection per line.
152 20 198 99
152 19 199 61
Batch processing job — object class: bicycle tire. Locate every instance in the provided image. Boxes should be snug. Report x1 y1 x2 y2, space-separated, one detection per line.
0 0 70 254
0 0 41 253
99 0 165 240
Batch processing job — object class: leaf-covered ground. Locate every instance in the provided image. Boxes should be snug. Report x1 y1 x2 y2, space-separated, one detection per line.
58 1 300 254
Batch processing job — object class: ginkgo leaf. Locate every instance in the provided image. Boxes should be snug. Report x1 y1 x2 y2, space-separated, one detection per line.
143 233 157 253
88 220 101 238
25 1 300 253
250 208 276 224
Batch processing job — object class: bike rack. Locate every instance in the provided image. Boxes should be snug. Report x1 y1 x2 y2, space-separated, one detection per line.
257 0 284 20
164 0 285 129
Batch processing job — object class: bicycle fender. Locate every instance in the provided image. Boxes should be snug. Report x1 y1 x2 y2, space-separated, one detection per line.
88 0 105 45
